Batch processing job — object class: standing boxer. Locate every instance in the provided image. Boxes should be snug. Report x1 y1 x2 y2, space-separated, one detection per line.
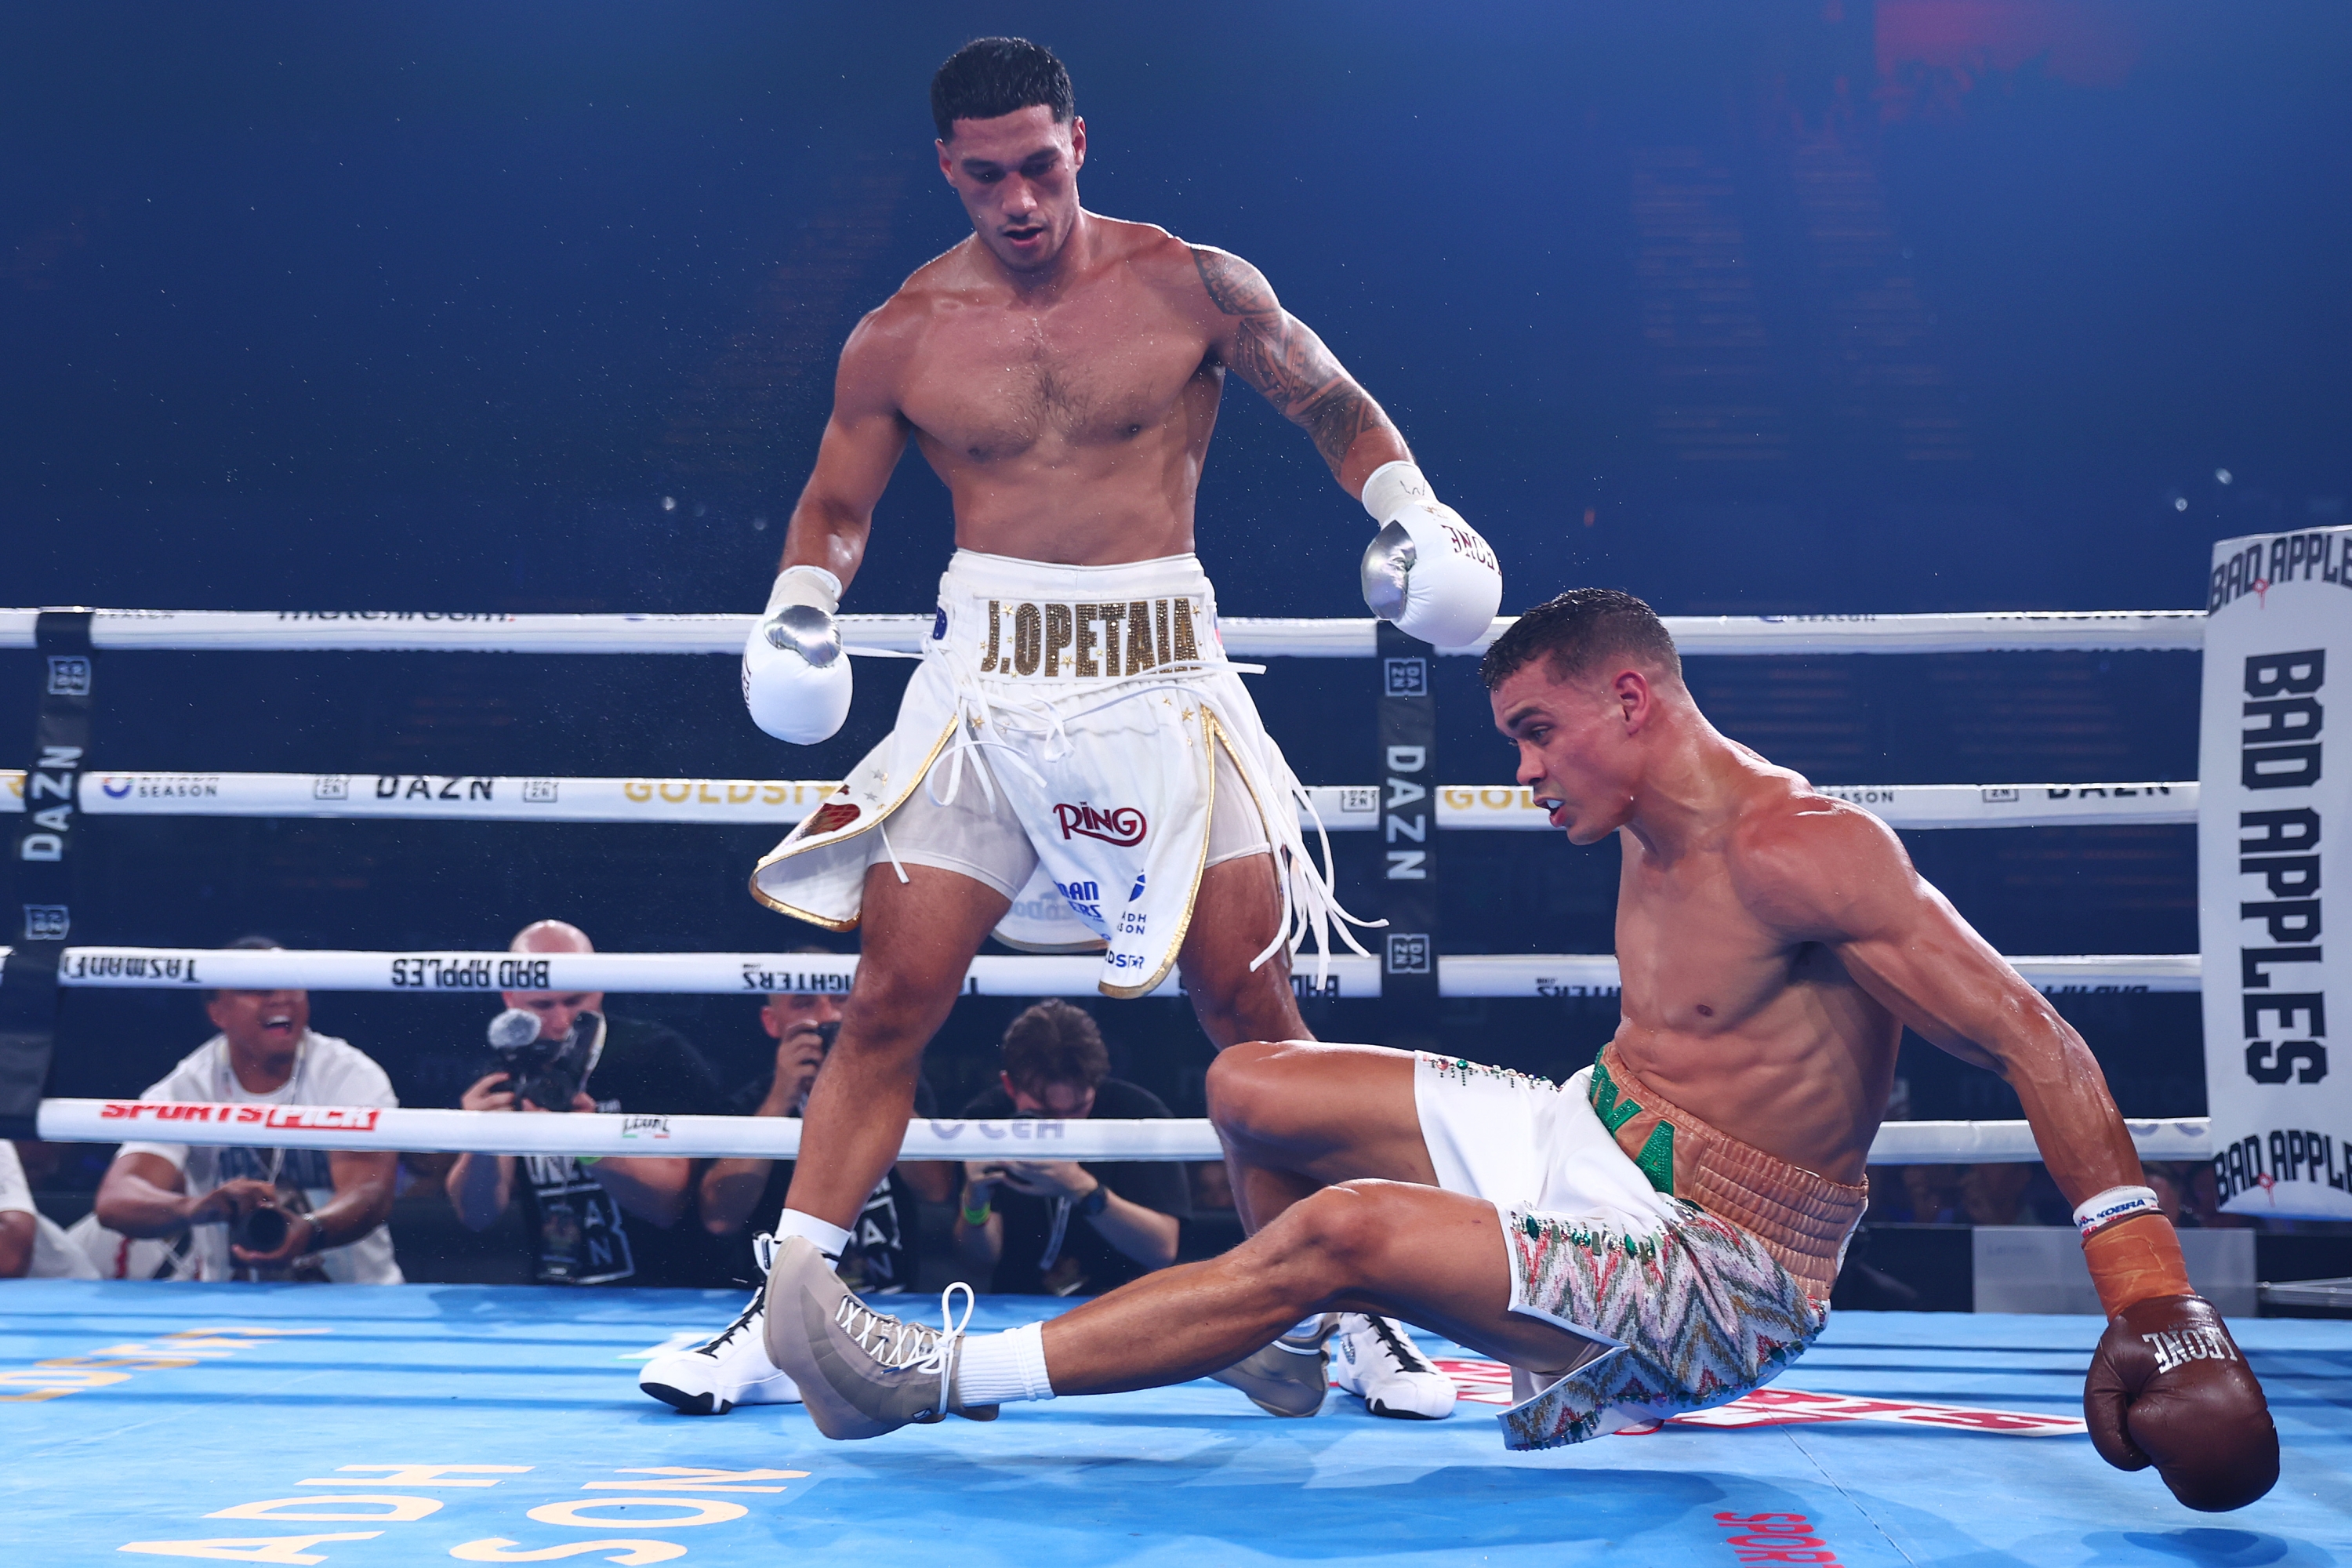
652 38 1494 1416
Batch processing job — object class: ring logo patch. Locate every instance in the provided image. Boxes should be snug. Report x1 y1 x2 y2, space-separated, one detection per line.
1053 802 1147 847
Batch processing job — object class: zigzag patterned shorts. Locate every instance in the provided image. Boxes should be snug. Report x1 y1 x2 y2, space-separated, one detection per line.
1498 1202 1825 1450
1410 1051 1824 1450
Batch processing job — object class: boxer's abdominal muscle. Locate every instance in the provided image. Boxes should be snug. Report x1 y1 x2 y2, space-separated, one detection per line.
1607 826 1904 1186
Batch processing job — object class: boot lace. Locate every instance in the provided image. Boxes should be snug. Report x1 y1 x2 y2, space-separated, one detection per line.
833 1282 978 1406
694 1291 764 1359
1365 1314 1439 1376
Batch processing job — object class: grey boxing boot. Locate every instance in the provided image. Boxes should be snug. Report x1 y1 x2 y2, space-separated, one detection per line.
1209 1313 1338 1417
761 1234 999 1440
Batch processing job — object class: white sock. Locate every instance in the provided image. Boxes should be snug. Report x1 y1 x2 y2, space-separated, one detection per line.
954 1321 1056 1406
773 1208 851 1262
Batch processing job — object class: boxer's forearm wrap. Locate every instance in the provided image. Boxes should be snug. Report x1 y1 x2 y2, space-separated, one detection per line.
1359 459 1435 522
2074 1183 2162 1238
2082 1211 2193 1318
768 564 844 616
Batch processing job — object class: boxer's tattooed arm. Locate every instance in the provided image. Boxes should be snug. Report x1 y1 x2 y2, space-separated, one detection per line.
1192 246 1393 476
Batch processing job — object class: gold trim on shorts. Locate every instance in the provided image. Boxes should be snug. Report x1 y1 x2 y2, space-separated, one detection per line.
1097 703 1221 999
744 713 962 929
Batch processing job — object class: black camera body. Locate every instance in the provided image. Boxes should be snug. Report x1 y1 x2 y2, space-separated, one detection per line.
488 1008 607 1112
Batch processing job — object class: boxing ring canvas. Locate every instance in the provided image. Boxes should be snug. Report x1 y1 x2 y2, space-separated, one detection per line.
5 1282 2343 1566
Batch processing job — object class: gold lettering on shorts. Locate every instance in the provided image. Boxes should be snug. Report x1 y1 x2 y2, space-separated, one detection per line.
1172 598 1200 664
1013 603 1042 676
1126 600 1155 675
981 599 1002 673
1044 603 1074 676
1155 599 1172 666
1075 601 1100 677
1098 602 1124 676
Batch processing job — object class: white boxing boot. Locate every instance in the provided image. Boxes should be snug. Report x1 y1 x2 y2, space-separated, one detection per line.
1330 1313 1457 1420
640 1287 804 1416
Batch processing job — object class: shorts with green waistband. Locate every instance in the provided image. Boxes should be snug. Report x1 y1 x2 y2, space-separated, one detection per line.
1414 1051 1846 1449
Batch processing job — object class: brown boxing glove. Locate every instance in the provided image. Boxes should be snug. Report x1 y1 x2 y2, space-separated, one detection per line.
2081 1213 2278 1512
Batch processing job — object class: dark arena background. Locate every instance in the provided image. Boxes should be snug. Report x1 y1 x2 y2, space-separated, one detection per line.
4 4 2350 1564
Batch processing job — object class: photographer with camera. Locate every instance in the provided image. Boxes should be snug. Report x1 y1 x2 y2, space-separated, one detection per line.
954 1000 1188 1296
93 936 401 1283
638 977 952 1416
445 920 725 1287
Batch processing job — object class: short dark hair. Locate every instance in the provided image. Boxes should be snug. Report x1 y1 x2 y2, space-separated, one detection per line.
209 934 285 1000
1479 588 1682 690
931 37 1074 141
1000 999 1108 1094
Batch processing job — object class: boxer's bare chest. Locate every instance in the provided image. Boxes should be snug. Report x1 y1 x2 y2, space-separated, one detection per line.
1608 821 1900 1168
897 279 1218 468
1613 840 1811 1036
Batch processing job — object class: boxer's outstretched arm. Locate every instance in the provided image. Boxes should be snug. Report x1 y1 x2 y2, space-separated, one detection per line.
1189 246 1412 496
775 308 914 593
1739 801 2144 1207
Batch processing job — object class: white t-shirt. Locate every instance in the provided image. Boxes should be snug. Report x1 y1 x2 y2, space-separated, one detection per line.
0 1141 100 1279
114 1031 404 1284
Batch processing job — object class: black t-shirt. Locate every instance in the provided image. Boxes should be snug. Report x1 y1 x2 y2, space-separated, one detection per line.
958 1078 1192 1296
715 1073 937 1294
509 1014 724 1289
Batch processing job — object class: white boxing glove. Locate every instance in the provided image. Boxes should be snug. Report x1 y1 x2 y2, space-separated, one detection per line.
742 564 852 744
1358 460 1502 648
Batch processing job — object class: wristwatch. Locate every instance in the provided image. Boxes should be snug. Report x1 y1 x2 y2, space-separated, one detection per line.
1075 1181 1109 1221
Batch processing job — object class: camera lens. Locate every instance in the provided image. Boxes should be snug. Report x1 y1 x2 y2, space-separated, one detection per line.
238 1205 291 1254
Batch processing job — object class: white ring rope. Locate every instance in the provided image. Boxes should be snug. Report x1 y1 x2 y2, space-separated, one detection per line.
0 771 2199 830
5 608 2211 1166
0 607 2207 656
25 1098 2215 1165
3 946 2201 999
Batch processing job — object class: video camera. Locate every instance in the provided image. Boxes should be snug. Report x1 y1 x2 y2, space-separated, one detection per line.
486 1007 608 1112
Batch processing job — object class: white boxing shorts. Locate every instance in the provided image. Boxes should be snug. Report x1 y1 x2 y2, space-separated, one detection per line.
1414 1052 1828 1450
750 550 1363 998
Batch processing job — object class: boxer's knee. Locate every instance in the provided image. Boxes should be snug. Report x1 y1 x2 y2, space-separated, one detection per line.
838 963 957 1061
1266 1180 1411 1283
1206 1039 1315 1145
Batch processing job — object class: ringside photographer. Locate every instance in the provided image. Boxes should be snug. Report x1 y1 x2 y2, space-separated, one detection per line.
91 936 401 1283
444 920 725 1287
954 1000 1189 1296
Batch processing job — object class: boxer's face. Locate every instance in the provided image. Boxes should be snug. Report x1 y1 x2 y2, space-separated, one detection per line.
1492 661 1647 845
938 106 1086 274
